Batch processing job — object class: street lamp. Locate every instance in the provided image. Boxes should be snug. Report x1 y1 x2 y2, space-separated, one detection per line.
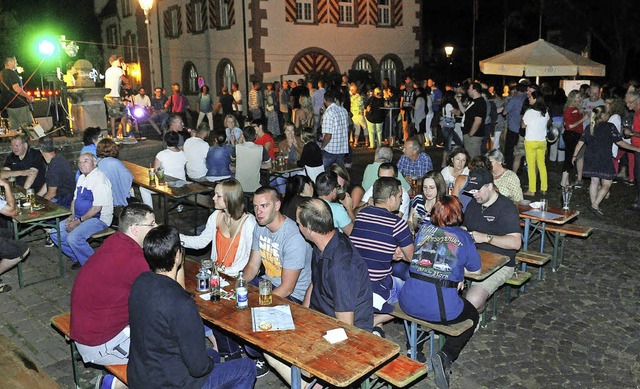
139 0 155 89
444 45 454 84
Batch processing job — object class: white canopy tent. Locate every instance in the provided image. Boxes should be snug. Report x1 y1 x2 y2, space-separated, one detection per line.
479 39 606 77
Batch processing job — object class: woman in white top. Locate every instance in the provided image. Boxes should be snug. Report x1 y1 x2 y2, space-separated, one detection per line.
180 178 256 276
140 131 187 208
440 146 469 192
605 97 630 177
522 93 550 196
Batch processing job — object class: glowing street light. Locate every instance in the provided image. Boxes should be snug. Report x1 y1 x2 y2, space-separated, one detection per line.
139 0 155 89
444 45 454 58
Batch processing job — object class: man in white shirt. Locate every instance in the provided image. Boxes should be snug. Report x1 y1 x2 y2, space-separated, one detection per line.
104 54 129 137
133 87 151 108
183 123 210 181
359 163 410 220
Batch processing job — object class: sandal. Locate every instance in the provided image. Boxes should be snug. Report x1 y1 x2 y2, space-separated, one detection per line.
0 284 12 293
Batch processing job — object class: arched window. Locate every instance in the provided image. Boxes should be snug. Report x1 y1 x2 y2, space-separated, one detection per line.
354 58 372 73
182 62 199 95
216 59 237 93
380 58 397 87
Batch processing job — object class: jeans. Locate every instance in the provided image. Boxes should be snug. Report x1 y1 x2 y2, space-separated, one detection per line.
50 218 107 265
322 150 345 169
441 126 463 152
367 119 383 148
202 349 256 389
524 140 548 192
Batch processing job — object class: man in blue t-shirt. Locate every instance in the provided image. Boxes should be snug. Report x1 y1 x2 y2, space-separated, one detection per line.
350 177 414 335
38 136 75 209
315 171 354 235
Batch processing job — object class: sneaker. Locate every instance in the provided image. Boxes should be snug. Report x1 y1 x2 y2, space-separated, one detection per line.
255 358 270 378
177 205 184 213
431 351 451 389
71 262 82 270
44 236 54 247
372 326 385 338
99 373 115 389
405 348 427 364
573 181 583 189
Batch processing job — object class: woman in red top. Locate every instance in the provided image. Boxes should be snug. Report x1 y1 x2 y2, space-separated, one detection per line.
252 118 275 159
561 90 589 187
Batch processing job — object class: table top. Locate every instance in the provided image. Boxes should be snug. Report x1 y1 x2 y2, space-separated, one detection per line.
10 187 71 224
517 203 579 225
466 250 510 281
269 163 305 175
121 160 211 199
380 107 400 110
184 260 400 387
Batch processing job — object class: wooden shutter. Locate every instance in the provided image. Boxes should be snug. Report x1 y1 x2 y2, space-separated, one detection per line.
285 0 296 22
186 3 194 33
392 0 402 26
209 0 218 29
228 0 235 25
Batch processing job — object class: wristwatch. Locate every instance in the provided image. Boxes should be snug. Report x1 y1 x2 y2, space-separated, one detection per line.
486 234 494 244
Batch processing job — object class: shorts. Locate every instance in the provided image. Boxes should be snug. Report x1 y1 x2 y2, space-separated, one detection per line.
105 96 125 119
471 265 514 296
0 229 28 259
513 135 526 157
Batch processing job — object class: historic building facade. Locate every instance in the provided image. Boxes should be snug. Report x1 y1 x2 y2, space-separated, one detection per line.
95 0 421 107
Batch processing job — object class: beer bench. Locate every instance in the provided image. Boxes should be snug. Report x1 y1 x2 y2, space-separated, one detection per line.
390 304 473 370
516 249 552 281
544 224 593 270
367 355 428 388
89 227 117 241
50 312 128 388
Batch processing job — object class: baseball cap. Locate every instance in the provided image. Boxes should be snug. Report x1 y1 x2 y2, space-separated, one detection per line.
109 54 123 64
464 170 494 194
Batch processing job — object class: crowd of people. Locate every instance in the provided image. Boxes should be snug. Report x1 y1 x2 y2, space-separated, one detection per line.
2 63 640 389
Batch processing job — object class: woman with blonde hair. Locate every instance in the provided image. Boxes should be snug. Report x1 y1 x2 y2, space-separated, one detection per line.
294 96 314 129
224 114 244 145
180 178 256 276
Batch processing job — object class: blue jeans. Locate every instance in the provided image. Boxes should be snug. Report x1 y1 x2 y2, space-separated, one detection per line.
322 150 345 169
50 218 107 265
202 349 256 389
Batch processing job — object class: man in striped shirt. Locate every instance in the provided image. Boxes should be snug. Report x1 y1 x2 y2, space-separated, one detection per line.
350 177 414 336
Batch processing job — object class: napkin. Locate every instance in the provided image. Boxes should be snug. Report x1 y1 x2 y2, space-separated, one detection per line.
323 328 348 344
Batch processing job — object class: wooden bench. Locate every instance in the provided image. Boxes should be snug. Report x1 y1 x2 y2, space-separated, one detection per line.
390 304 473 369
50 312 128 387
544 224 593 270
516 249 552 282
369 355 428 388
89 227 117 241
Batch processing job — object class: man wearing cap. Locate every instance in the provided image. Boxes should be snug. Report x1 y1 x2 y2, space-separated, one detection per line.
462 169 521 312
104 55 129 137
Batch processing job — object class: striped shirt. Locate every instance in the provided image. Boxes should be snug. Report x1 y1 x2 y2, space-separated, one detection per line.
350 206 413 299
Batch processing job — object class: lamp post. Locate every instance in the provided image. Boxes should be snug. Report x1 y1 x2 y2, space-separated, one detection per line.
444 45 454 84
139 0 155 90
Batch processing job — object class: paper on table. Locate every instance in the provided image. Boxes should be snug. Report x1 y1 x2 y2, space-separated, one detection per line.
324 328 348 344
251 305 295 332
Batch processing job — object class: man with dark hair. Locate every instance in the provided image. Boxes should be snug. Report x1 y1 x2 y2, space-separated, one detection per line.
463 169 521 312
128 225 256 388
184 122 211 181
38 136 75 209
321 89 350 168
243 186 312 303
279 80 291 127
231 126 271 193
462 82 487 158
70 203 156 388
315 171 354 235
2 134 47 192
248 81 263 120
165 83 190 127
215 85 235 116
0 178 29 293
501 83 527 170
350 177 414 335
150 87 170 132
1 56 34 129
360 162 411 220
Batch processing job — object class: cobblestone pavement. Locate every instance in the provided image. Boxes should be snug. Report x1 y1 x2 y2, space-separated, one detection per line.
1 147 639 388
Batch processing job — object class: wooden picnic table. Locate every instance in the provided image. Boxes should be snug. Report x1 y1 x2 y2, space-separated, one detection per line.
121 160 212 224
465 249 510 281
517 203 579 251
183 260 400 389
10 186 71 288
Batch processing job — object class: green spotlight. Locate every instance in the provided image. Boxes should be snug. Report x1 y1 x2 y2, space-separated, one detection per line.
38 40 55 57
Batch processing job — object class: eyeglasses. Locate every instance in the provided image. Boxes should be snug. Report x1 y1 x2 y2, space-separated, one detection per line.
136 221 157 227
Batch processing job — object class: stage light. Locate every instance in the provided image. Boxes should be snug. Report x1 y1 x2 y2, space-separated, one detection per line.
39 40 56 57
133 107 145 118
